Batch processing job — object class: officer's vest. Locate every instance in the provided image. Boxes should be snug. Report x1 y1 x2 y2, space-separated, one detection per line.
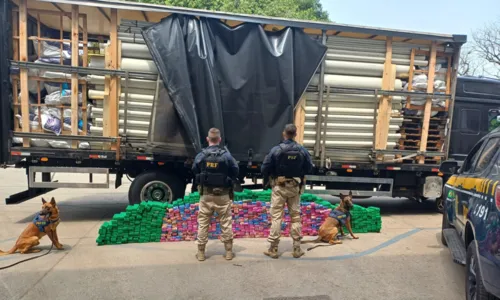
198 148 231 188
329 209 350 226
275 142 305 178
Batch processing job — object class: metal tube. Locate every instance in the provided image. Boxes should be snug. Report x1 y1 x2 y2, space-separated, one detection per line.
123 71 130 137
120 42 152 59
320 86 331 168
311 74 404 90
384 153 418 163
373 149 444 157
443 46 462 160
314 30 327 158
120 58 157 73
152 74 162 142
372 89 379 151
306 86 450 99
13 132 117 142
11 61 157 80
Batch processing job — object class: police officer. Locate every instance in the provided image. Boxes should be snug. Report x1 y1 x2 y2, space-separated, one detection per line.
261 124 313 258
192 128 239 261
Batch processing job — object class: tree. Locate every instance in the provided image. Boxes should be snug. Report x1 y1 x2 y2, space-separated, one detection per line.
129 0 329 21
458 46 482 77
472 19 500 78
295 0 328 21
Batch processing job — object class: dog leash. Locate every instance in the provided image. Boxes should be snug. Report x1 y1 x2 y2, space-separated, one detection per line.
0 242 54 270
307 235 348 251
306 244 336 251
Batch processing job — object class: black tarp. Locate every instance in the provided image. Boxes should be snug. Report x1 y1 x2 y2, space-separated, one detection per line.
147 82 195 157
142 14 326 161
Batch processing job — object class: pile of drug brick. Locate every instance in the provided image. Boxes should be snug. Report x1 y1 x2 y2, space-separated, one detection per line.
96 191 382 246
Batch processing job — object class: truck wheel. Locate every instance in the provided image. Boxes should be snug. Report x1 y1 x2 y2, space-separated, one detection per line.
466 242 496 300
441 208 451 246
128 171 186 205
435 197 444 214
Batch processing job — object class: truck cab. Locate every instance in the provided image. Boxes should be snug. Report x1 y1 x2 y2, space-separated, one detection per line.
441 129 500 299
434 76 500 213
449 76 500 162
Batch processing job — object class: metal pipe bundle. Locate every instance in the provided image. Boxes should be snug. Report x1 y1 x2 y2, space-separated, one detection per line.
89 20 158 146
305 35 412 162
323 60 411 77
326 53 427 67
324 36 446 54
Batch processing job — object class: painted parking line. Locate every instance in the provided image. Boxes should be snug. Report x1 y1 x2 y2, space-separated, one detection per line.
122 228 440 261
237 228 423 261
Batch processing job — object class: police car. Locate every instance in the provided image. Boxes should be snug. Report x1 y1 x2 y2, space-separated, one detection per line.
440 128 500 300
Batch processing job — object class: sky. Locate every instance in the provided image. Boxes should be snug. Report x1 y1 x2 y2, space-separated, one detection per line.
322 0 499 40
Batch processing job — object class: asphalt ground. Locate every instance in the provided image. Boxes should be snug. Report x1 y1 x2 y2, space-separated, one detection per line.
0 169 465 300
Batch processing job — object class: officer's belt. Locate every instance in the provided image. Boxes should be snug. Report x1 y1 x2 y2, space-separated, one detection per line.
275 176 301 186
202 186 230 195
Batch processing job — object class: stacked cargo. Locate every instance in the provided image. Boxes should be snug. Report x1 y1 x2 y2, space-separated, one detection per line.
11 39 91 149
96 190 382 246
88 20 158 149
304 37 403 162
398 50 452 163
303 35 448 162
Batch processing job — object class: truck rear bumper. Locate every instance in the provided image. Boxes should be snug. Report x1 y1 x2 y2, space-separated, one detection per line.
305 175 393 197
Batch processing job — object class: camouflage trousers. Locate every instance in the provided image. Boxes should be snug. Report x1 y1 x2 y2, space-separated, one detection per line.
196 193 233 245
267 182 302 243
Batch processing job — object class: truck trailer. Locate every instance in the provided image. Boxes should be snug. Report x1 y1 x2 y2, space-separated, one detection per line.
0 0 468 209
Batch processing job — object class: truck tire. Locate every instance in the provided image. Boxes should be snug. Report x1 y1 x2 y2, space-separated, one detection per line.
441 208 451 246
435 196 444 214
128 171 186 205
466 242 497 300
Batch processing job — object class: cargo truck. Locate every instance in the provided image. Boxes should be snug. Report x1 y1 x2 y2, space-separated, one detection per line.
0 0 471 210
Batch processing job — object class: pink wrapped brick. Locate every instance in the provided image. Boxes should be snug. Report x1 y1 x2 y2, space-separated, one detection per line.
161 200 330 242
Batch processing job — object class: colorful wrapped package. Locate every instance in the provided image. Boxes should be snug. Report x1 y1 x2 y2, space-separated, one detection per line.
96 190 382 246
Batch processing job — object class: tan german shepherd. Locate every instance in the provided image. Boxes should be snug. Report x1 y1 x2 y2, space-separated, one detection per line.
302 191 359 248
0 197 63 255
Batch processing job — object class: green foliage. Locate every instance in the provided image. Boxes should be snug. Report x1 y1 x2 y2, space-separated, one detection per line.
127 0 329 21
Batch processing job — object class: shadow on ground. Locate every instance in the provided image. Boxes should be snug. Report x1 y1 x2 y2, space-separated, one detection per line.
15 193 438 223
16 194 128 223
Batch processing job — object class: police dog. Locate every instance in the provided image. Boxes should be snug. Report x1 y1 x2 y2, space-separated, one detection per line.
302 191 358 250
0 197 63 255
